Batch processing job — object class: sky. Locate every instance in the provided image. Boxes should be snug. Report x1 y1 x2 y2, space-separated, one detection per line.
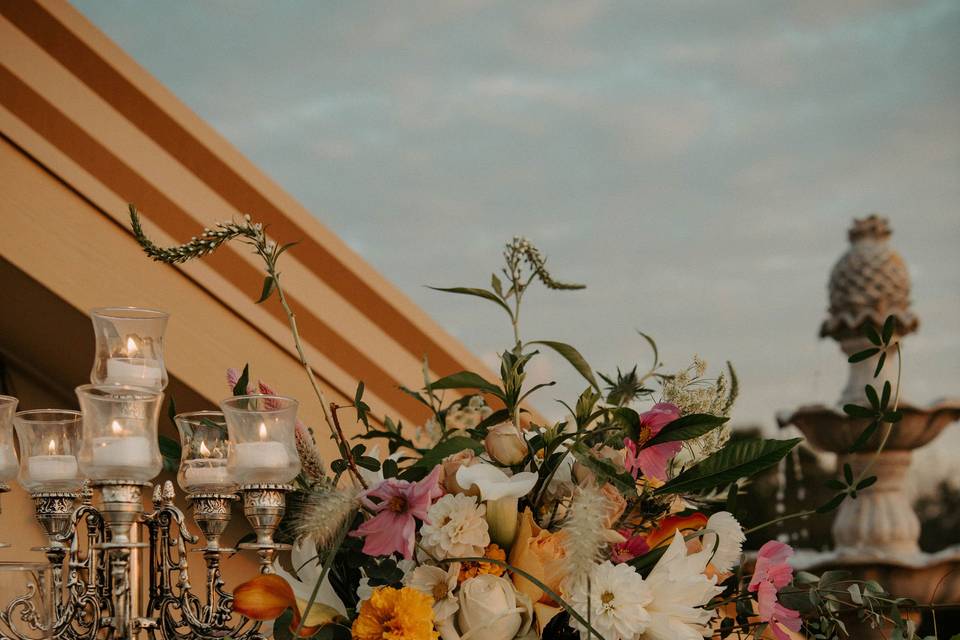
73 1 959 451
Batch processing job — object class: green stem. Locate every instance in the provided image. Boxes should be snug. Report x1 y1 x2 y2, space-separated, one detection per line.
853 342 902 486
744 509 815 536
292 522 351 637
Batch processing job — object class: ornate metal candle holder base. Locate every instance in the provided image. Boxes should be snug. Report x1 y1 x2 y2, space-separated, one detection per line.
188 493 238 552
238 484 293 573
0 479 272 640
30 491 78 550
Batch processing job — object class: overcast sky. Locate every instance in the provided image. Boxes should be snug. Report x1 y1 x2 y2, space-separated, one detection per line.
74 1 959 439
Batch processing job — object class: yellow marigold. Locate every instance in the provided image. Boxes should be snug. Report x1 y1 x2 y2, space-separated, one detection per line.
458 544 507 582
351 586 439 640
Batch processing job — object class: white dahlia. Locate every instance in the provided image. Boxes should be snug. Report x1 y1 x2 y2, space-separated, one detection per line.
701 511 745 573
643 530 724 640
420 493 490 559
567 561 652 640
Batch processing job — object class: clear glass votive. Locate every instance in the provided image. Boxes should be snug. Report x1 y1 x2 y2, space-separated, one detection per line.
174 411 236 494
89 307 169 391
76 384 164 483
13 409 83 492
0 396 19 485
0 562 54 639
221 395 300 485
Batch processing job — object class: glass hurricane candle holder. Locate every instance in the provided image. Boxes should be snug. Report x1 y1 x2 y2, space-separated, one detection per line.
0 396 19 486
221 395 300 485
76 384 164 483
174 411 236 494
0 562 54 640
13 409 83 492
90 307 169 391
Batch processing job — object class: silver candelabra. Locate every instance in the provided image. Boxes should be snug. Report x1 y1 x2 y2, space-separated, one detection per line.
0 480 292 640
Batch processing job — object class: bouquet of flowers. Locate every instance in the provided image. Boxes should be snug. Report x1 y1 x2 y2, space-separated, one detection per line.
131 209 923 640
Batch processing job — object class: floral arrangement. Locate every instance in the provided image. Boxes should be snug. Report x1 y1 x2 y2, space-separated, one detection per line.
131 208 928 640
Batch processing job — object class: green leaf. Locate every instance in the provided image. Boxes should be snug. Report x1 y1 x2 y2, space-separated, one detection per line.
491 273 504 298
637 330 660 369
843 463 853 485
233 363 250 396
884 409 903 423
570 443 637 496
429 371 503 398
725 482 738 512
825 479 846 491
642 413 728 448
276 241 300 258
382 458 399 479
864 324 883 346
356 456 381 472
873 351 887 378
880 380 891 410
427 286 513 317
256 276 275 304
864 385 879 410
527 340 598 391
856 476 878 490
847 420 880 453
882 315 896 344
158 434 181 473
411 436 484 471
655 437 802 495
848 348 880 363
842 404 876 419
817 493 846 513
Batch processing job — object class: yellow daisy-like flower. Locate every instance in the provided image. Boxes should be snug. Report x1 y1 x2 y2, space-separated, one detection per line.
458 543 507 582
351 586 439 640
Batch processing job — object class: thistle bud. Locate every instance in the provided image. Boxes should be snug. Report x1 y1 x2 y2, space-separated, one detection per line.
484 424 528 466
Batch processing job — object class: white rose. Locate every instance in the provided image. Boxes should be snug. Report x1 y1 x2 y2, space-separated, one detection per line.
457 574 532 640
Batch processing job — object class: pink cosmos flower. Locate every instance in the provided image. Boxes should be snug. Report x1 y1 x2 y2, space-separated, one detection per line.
350 465 443 559
623 402 684 481
750 540 802 640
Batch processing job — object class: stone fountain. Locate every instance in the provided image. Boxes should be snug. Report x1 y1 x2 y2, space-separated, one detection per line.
778 215 960 625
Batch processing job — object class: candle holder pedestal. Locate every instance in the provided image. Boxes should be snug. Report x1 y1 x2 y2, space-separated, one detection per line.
189 493 238 552
238 484 293 573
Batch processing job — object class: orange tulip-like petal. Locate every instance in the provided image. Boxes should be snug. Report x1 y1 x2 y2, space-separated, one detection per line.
232 574 344 637
644 512 708 550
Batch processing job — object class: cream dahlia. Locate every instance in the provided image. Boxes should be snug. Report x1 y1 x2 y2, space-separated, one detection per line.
404 562 461 622
701 511 745 573
420 493 490 559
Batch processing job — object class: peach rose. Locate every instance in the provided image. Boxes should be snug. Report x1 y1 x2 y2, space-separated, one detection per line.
508 509 569 605
599 483 627 529
439 449 478 495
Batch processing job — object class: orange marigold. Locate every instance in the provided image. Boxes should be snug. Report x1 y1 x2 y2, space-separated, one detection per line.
458 544 507 582
351 586 439 640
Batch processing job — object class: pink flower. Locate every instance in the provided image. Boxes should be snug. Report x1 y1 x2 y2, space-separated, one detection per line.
610 531 650 563
750 540 801 639
623 402 683 481
749 540 794 591
350 466 443 559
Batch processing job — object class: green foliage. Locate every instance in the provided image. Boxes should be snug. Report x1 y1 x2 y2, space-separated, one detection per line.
656 437 802 495
641 413 728 448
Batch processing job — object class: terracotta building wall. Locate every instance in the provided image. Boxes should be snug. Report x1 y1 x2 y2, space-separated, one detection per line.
0 0 495 589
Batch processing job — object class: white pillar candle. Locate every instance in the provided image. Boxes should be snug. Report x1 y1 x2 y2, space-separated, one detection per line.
0 443 18 477
28 455 80 483
91 436 152 468
182 458 231 488
233 442 289 469
105 358 162 388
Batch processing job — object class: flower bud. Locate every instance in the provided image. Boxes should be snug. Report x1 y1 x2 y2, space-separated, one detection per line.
439 449 478 495
484 424 528 466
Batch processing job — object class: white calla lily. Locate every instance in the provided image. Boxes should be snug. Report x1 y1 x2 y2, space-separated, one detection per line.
456 463 538 546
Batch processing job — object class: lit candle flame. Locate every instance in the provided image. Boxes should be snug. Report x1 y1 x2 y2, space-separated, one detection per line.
126 336 139 356
258 423 268 441
199 441 211 457
48 439 56 455
111 420 123 435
